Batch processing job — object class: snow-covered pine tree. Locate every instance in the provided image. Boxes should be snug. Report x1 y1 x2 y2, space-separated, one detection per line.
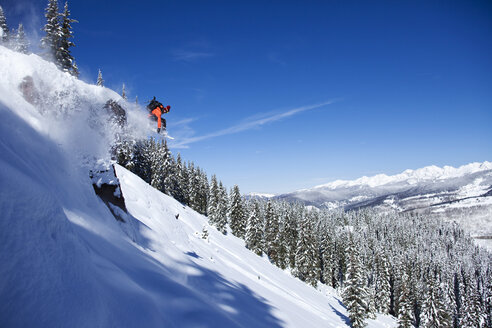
162 141 175 195
150 139 167 192
318 221 335 287
215 182 228 234
485 271 492 328
459 270 483 327
13 24 29 54
197 169 209 214
121 83 127 100
187 162 202 211
343 233 368 328
166 155 180 197
147 138 162 189
97 69 104 86
229 185 246 238
207 174 219 226
284 205 299 269
398 271 415 328
264 200 280 264
190 165 200 210
245 200 264 256
180 161 191 206
116 139 135 169
58 1 77 75
173 153 186 204
294 211 320 287
374 252 391 314
0 6 9 44
421 269 452 328
366 285 378 320
452 271 463 328
333 216 349 289
275 209 288 270
41 0 61 60
133 139 153 184
135 96 138 104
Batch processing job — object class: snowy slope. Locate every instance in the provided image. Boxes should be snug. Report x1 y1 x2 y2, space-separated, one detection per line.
0 46 395 327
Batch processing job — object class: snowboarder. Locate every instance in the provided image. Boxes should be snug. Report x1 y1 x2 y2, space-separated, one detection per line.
147 97 171 133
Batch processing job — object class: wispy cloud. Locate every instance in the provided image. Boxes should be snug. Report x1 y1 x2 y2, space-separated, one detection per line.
172 50 214 62
267 52 286 66
171 99 339 148
170 117 199 126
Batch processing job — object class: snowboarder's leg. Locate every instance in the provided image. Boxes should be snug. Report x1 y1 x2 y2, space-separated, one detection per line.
157 116 162 133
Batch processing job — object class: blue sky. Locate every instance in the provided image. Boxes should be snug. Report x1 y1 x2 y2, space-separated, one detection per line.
4 0 492 194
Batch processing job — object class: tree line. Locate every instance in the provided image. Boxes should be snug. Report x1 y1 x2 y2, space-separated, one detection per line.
0 1 78 76
115 137 492 328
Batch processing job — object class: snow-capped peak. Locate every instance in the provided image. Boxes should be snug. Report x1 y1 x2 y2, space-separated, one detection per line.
247 192 276 198
314 161 492 190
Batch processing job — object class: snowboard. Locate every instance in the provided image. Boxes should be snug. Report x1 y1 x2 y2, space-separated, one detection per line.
149 128 174 140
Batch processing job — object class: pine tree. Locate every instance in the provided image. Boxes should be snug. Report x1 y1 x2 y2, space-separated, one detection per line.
284 205 299 269
0 6 9 44
202 170 211 213
132 139 153 184
41 0 61 59
275 211 288 270
165 155 178 197
485 272 492 328
215 182 228 234
422 271 452 328
97 69 104 86
294 211 320 287
343 233 368 328
149 139 166 191
173 153 186 204
229 185 246 238
398 271 415 328
180 161 191 206
58 1 77 75
207 175 219 226
135 96 138 104
190 167 207 214
452 271 463 328
245 200 264 256
264 200 280 264
319 222 335 286
162 141 174 194
374 253 392 314
460 271 483 327
12 24 29 54
187 162 200 211
116 139 135 169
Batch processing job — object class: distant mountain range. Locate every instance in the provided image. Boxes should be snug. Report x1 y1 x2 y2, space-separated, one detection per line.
269 162 492 242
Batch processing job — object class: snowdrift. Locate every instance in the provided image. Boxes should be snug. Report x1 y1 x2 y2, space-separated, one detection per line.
0 46 395 327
